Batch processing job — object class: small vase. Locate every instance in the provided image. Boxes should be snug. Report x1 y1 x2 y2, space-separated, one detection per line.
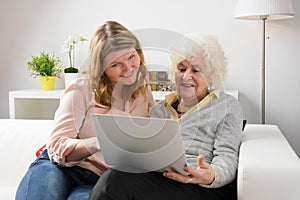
64 73 79 88
40 76 56 90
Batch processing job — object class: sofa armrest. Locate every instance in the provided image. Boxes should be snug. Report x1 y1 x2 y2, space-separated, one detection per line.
238 124 300 200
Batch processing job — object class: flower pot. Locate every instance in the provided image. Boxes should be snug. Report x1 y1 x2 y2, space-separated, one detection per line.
40 76 56 90
64 73 79 88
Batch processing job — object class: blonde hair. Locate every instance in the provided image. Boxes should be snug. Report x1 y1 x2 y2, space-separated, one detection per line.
170 33 227 90
83 21 149 107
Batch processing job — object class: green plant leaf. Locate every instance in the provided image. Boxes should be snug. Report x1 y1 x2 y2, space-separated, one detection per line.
26 51 63 78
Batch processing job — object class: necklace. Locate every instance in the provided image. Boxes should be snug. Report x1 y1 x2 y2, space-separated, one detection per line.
172 99 187 115
176 109 186 115
176 101 186 115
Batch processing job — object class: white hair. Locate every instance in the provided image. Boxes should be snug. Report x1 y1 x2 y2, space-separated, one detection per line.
169 33 227 90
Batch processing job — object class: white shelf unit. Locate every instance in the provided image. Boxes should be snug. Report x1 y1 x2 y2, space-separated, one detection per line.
8 89 238 119
9 89 63 119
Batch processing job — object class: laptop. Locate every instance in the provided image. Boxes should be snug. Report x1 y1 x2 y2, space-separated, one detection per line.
91 114 188 175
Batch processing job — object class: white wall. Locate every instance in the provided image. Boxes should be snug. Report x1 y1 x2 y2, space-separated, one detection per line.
1 0 299 157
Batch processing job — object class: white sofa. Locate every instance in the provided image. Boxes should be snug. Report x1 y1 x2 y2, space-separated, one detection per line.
0 119 300 200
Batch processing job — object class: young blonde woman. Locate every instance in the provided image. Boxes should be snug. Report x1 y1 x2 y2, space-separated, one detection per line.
16 21 155 200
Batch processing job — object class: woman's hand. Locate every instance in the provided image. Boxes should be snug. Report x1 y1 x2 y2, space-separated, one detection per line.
163 155 215 185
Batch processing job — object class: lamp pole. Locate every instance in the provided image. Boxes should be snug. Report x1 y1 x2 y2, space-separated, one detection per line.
261 17 266 124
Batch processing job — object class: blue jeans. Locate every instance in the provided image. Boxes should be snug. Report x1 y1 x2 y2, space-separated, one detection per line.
16 149 100 200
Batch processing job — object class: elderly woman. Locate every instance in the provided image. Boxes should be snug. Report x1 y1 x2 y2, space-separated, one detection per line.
90 33 243 200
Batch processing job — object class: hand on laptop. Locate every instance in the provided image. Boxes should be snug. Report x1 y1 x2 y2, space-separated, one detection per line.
163 155 215 186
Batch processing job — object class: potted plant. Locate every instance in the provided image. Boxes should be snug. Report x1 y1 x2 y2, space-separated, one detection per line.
27 51 63 90
61 33 88 87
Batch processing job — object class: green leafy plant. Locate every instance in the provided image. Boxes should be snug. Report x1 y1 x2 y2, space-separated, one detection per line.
61 33 88 73
27 51 63 78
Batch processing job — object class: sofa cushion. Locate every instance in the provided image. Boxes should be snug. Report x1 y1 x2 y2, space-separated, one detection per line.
0 119 53 190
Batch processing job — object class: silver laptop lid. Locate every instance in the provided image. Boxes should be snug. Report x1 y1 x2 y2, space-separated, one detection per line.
91 114 188 175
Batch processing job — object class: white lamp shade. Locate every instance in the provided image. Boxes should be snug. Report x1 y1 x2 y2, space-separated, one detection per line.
234 0 294 20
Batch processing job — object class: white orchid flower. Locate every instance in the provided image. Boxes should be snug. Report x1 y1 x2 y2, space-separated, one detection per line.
61 33 88 70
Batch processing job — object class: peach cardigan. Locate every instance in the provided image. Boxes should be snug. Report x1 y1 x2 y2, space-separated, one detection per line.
47 77 155 176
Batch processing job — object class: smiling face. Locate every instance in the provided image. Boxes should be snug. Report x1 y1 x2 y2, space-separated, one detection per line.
103 48 140 86
175 57 210 102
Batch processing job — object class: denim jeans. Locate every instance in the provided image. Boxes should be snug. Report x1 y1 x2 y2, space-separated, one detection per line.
16 149 100 200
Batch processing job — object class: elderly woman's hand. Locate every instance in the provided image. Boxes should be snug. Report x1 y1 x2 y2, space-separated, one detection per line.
163 155 215 186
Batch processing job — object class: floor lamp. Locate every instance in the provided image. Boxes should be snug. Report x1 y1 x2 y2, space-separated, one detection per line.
234 0 294 124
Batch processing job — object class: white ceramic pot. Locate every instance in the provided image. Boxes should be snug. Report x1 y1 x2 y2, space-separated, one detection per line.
64 73 79 88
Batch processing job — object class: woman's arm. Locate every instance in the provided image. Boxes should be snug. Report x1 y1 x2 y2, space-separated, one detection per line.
65 137 99 162
209 97 243 188
47 79 99 166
